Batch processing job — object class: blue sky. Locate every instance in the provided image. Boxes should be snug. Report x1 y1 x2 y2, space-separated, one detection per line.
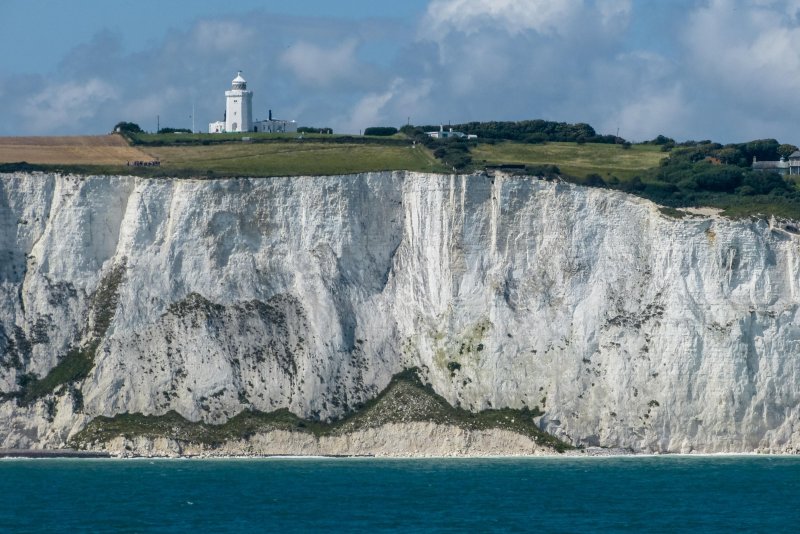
2 0 800 143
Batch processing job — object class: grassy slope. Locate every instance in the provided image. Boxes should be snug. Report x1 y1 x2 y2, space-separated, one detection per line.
129 132 409 144
0 132 448 176
70 370 572 453
0 135 151 165
472 141 667 180
146 142 447 176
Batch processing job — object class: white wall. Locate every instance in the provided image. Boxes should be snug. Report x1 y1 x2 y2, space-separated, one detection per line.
225 89 253 132
253 119 297 133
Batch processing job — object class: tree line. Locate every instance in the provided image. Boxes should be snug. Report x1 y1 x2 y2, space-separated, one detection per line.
397 120 622 144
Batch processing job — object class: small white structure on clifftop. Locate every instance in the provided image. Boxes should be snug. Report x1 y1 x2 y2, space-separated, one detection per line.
208 71 295 134
426 125 476 140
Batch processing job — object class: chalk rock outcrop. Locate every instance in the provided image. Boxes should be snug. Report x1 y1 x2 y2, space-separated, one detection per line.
94 423 559 458
1 171 799 453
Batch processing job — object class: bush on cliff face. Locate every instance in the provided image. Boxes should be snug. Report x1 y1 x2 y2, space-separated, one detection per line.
70 368 572 453
12 262 126 407
16 341 98 406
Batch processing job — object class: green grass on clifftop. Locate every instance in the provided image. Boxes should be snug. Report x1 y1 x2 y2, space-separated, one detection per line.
472 141 667 180
0 133 448 177
146 141 447 176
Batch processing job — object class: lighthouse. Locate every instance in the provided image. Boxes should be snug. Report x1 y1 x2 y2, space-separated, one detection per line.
208 70 295 134
225 71 253 132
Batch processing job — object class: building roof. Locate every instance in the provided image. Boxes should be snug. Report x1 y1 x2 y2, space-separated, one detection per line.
789 150 800 159
753 160 788 170
231 71 247 90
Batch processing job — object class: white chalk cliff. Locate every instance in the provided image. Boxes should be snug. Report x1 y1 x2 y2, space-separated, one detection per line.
1 171 798 453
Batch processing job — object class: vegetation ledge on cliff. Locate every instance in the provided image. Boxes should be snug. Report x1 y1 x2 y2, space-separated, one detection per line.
69 369 573 453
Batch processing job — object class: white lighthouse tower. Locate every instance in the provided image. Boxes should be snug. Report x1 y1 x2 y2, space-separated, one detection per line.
225 71 253 132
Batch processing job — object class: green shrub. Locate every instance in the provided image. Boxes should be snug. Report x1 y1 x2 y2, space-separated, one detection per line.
158 127 192 134
364 127 398 136
298 127 333 134
113 121 143 133
446 361 462 377
71 368 573 453
584 173 606 187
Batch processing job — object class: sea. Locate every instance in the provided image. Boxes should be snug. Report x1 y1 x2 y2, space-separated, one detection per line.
1 456 799 533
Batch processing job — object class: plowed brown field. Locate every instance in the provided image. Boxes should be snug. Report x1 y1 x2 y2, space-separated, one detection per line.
0 135 152 165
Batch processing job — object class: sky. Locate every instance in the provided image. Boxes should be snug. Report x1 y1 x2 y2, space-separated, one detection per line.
2 0 800 143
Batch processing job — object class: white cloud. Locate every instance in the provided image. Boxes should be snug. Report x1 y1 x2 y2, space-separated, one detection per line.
610 86 690 141
341 78 434 132
191 20 255 52
684 0 800 100
21 79 117 132
120 87 181 120
408 0 644 133
596 0 632 31
677 0 800 139
345 88 396 133
280 39 361 87
421 0 581 37
420 0 631 39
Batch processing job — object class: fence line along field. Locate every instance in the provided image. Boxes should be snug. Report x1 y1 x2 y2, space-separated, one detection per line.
0 135 152 165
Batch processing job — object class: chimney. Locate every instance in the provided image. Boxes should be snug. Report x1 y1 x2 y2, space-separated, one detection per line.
269 109 272 120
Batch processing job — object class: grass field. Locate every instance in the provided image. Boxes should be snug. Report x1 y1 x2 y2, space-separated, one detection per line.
128 131 408 145
146 141 447 176
0 135 151 165
0 134 662 179
0 133 447 176
472 141 667 180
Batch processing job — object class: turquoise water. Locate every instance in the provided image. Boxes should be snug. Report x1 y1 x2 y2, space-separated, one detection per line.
2 456 799 532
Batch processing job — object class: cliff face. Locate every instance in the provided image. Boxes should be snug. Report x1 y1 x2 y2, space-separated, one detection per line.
1 171 799 453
